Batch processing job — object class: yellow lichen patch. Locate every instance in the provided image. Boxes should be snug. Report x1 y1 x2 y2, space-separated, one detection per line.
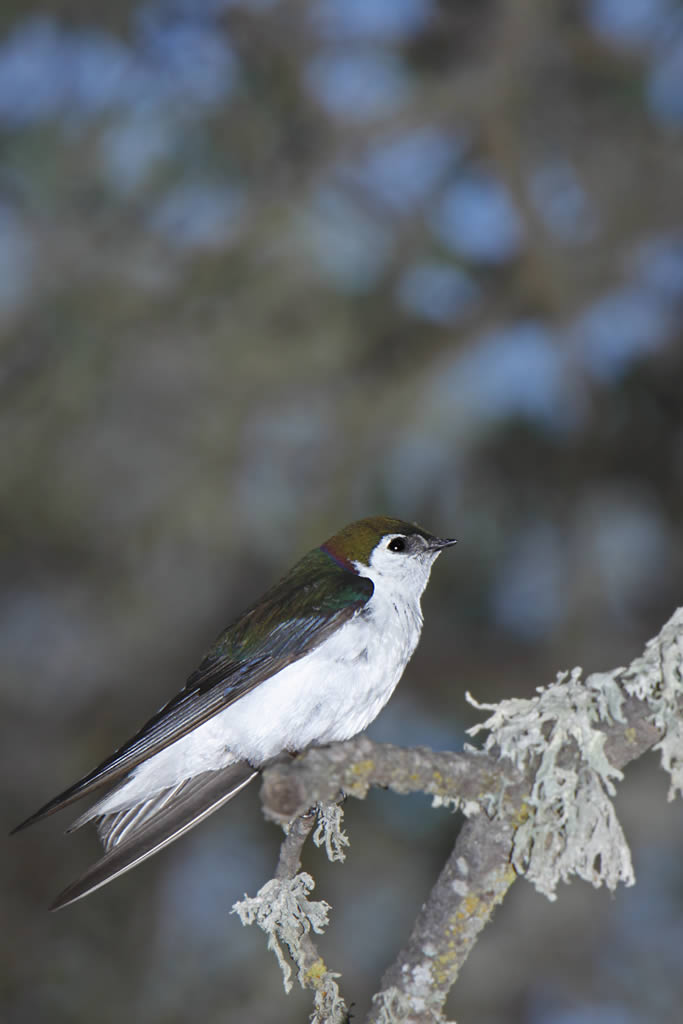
345 758 375 793
455 894 482 922
427 864 518 986
625 727 637 744
304 958 328 984
342 758 375 797
433 944 459 984
513 801 531 826
450 864 516 926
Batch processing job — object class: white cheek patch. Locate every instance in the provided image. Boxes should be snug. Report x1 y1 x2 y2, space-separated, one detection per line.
356 539 436 603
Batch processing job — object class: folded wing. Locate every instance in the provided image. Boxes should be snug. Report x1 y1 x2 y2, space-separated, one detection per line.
12 552 373 832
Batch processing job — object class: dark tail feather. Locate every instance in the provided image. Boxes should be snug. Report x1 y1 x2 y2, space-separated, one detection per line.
11 768 131 834
50 762 258 911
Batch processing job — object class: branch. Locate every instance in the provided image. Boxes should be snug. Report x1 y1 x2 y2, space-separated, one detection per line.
235 608 683 1024
260 741 506 825
233 808 349 1024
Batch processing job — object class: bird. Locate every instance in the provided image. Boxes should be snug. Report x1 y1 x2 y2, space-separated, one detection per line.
12 515 456 910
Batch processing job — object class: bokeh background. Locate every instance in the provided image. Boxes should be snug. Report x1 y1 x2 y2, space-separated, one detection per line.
2 1 683 1022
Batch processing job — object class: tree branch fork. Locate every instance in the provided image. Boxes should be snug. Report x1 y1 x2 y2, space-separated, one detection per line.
232 608 683 1024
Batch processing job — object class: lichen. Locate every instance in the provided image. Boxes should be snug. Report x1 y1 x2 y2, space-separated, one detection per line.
622 607 683 800
232 872 331 992
232 872 347 1022
344 758 375 797
312 802 349 862
467 663 635 899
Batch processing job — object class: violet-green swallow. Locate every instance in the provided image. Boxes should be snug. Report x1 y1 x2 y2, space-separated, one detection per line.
13 516 455 909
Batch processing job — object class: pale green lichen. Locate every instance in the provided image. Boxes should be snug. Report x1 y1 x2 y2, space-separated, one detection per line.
467 663 634 900
233 873 346 1022
312 802 349 862
370 985 458 1024
621 607 683 800
370 987 412 1024
232 873 330 989
469 606 683 897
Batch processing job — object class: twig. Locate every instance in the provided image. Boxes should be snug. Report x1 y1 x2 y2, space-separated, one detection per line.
275 809 316 880
234 807 350 1024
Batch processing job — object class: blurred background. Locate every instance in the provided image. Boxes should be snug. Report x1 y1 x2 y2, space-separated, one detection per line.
1 1 683 1021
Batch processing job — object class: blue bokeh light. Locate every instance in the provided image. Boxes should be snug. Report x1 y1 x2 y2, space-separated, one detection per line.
396 262 480 325
430 322 579 431
305 49 411 119
149 184 246 249
586 0 675 51
432 171 525 264
571 286 673 382
348 128 462 213
311 0 434 42
0 13 237 127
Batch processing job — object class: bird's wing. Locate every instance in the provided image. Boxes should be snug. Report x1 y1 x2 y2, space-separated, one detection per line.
12 551 373 831
50 760 258 910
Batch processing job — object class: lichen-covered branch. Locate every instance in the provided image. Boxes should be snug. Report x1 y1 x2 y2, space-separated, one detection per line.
260 739 505 824
368 808 518 1024
235 608 683 1024
233 807 349 1024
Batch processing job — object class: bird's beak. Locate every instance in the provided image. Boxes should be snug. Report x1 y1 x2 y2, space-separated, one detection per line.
427 536 457 551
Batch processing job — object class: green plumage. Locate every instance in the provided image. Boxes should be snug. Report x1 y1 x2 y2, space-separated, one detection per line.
188 547 373 683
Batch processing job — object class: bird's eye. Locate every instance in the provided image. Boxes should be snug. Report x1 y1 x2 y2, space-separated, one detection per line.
388 537 406 553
